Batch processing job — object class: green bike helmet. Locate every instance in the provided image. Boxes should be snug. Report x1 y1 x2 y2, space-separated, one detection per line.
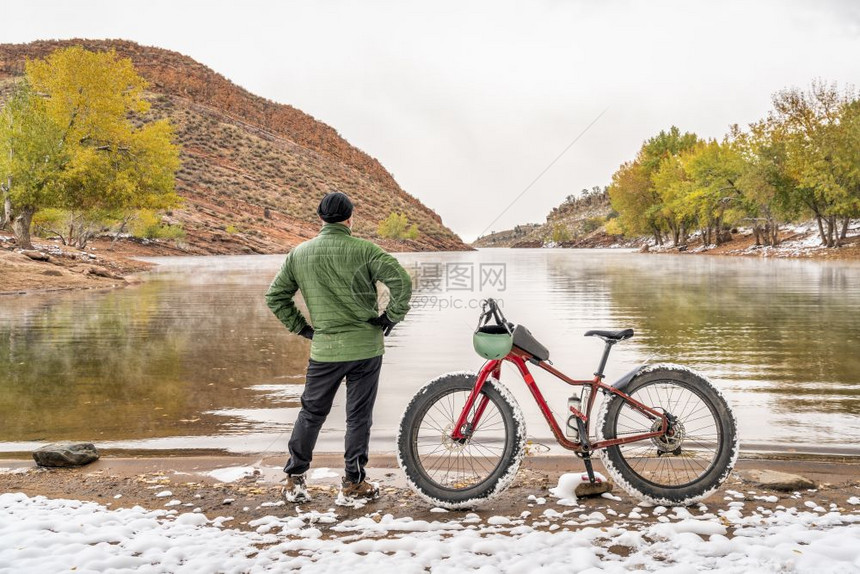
473 324 513 360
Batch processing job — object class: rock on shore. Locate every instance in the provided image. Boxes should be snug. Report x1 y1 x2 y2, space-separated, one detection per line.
32 443 100 468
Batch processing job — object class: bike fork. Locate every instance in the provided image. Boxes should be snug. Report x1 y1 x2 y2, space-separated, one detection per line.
451 361 499 441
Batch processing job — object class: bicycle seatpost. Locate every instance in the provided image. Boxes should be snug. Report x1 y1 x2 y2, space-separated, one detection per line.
595 340 616 378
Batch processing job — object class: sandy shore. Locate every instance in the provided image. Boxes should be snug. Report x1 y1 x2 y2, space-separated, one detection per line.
0 244 152 295
2 453 858 537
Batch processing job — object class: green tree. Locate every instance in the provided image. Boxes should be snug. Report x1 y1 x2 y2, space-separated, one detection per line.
651 154 694 247
639 127 700 173
679 140 746 247
768 82 860 247
608 83 859 249
732 123 801 246
608 127 699 245
378 212 419 240
0 86 67 249
608 160 657 240
0 46 180 249
834 99 860 238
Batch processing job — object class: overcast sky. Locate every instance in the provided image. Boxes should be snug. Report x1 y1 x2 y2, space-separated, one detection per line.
4 1 859 241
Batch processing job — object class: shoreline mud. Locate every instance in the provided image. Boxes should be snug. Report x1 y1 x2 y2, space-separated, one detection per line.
2 453 858 536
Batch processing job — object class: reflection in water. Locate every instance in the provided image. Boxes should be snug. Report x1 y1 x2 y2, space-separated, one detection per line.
544 253 860 451
0 258 309 446
0 251 858 455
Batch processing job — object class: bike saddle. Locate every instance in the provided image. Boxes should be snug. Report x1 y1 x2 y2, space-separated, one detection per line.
584 328 634 342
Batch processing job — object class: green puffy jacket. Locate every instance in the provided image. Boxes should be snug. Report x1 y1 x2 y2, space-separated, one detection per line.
266 223 412 362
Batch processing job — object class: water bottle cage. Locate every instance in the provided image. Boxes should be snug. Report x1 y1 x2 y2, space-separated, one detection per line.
568 405 587 422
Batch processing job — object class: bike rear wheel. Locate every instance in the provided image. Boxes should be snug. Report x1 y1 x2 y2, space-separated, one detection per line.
397 372 525 508
599 365 738 505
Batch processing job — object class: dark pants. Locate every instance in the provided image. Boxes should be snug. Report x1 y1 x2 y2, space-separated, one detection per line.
283 355 382 482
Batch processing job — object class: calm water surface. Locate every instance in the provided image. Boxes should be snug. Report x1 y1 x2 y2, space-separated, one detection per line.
1 250 858 456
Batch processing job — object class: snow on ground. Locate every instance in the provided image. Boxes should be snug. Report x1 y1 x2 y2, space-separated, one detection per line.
549 472 608 506
1 492 859 573
204 466 257 483
645 220 860 258
310 467 340 480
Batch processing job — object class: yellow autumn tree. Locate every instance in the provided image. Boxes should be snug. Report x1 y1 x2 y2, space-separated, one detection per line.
378 212 419 240
0 46 180 249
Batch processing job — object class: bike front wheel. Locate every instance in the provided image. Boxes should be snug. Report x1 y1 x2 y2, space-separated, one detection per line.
397 372 526 509
598 364 738 505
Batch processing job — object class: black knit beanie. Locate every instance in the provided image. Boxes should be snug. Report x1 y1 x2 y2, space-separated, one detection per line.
317 192 354 223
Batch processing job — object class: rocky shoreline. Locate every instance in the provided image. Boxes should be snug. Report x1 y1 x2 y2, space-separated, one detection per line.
0 241 153 296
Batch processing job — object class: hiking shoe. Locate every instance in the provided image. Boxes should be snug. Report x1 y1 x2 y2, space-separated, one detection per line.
335 477 380 507
281 474 311 503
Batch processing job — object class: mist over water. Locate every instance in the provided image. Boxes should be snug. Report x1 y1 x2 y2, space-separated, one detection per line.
1 250 858 456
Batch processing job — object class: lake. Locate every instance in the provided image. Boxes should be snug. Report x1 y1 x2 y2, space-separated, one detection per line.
1 249 858 458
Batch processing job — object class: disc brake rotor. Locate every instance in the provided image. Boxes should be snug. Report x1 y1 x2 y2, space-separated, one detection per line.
651 417 686 453
442 423 469 453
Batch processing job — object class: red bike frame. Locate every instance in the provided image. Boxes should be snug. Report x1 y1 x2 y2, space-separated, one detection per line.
450 347 668 452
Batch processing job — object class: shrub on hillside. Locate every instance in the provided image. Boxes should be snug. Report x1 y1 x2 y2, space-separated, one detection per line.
131 209 185 240
378 212 419 240
582 217 604 234
550 224 571 244
604 218 624 236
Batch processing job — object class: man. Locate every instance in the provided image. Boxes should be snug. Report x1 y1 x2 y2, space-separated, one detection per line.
266 191 412 505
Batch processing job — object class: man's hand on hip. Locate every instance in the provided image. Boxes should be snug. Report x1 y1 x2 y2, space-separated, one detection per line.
298 325 315 340
368 313 398 336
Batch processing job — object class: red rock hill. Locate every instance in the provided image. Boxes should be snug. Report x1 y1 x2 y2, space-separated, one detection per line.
0 39 468 253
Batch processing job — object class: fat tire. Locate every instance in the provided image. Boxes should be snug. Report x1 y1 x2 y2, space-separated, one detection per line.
598 365 739 505
397 372 526 509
